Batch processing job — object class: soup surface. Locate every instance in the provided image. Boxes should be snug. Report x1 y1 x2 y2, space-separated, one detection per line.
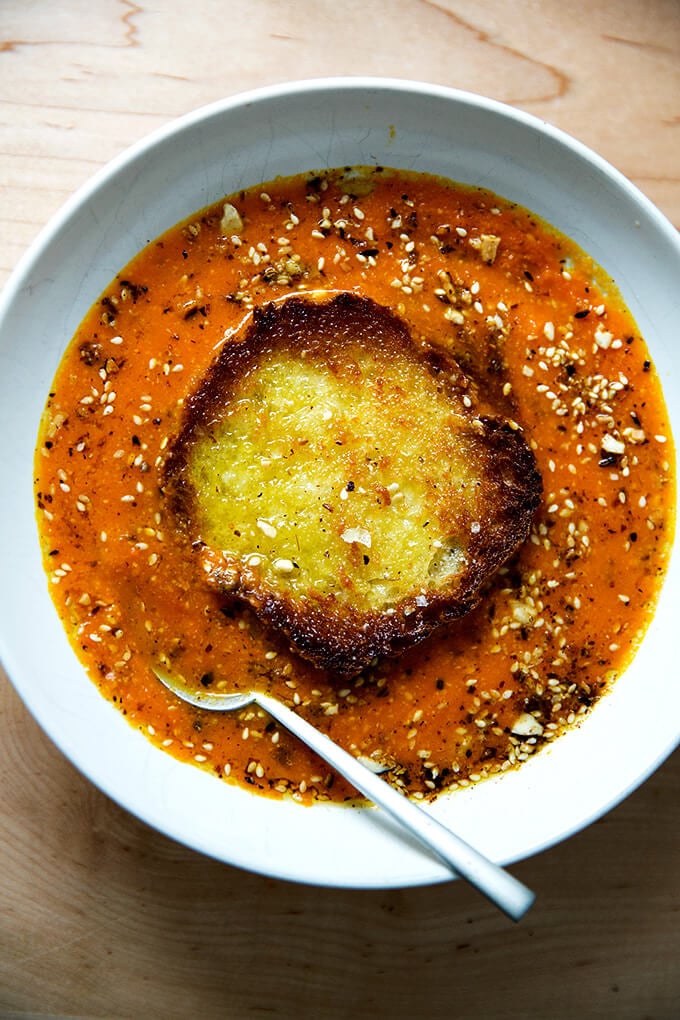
35 167 675 803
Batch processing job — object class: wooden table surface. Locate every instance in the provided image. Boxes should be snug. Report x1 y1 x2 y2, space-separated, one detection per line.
1 2 678 1016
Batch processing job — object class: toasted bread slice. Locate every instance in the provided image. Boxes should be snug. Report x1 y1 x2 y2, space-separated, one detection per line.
163 293 542 676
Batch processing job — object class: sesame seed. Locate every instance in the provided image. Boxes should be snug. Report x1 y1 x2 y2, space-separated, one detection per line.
257 519 277 538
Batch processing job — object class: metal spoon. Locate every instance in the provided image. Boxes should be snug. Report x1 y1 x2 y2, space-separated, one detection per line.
153 667 535 921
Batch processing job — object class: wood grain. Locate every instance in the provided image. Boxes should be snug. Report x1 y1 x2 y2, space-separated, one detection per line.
1 1 678 1016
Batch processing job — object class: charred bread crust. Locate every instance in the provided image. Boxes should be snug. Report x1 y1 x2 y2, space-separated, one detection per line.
163 293 542 678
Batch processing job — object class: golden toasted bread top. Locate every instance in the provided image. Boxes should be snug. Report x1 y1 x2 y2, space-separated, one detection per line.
163 293 542 676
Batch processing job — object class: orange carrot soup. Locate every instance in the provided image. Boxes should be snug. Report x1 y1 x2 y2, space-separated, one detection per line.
35 167 675 803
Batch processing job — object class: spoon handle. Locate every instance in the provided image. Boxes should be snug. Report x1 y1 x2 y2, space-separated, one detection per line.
256 691 534 921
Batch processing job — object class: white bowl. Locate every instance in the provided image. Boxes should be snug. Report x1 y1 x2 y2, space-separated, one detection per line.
0 78 677 888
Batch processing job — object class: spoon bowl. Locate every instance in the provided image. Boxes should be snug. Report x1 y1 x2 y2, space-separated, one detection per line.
153 666 535 921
